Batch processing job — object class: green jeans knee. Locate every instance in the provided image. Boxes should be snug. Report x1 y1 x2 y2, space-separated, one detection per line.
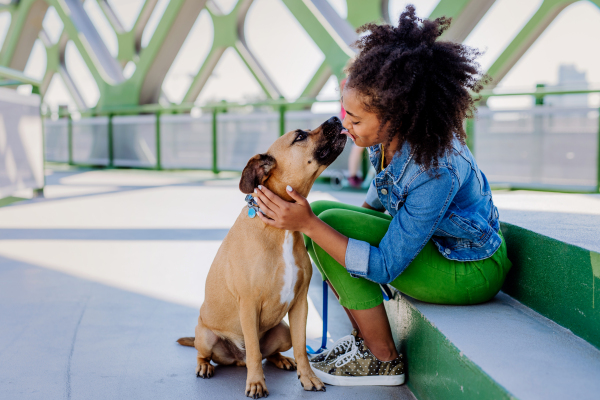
305 200 512 310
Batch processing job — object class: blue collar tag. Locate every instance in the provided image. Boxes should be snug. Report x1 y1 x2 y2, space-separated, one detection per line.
244 194 261 218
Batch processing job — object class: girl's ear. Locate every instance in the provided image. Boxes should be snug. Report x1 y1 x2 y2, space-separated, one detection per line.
239 154 276 194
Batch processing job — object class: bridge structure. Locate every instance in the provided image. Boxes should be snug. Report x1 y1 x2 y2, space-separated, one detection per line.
0 0 599 111
0 3 600 400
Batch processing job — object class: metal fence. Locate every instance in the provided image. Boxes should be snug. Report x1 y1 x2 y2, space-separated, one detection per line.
44 103 354 178
43 90 600 193
473 106 599 191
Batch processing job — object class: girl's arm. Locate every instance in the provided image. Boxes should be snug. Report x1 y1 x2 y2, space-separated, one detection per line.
254 185 349 267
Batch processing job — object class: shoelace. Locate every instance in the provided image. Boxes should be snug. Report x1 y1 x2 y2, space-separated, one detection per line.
333 340 360 367
321 334 355 360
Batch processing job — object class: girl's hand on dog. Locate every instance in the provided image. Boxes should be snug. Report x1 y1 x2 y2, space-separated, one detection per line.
254 185 318 234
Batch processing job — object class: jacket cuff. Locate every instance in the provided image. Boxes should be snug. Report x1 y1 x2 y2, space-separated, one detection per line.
365 181 384 210
345 238 370 278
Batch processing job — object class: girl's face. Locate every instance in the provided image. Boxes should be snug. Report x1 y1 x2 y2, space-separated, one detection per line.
340 86 384 148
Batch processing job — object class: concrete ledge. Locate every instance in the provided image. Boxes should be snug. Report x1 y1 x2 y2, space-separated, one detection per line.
385 292 600 400
501 222 600 349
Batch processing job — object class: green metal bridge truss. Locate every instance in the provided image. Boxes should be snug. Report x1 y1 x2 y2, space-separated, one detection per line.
1 0 600 112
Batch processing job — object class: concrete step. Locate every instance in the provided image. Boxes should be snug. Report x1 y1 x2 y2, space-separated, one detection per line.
501 222 600 350
384 291 600 400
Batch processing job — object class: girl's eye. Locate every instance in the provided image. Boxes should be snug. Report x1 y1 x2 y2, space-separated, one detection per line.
352 121 360 125
293 131 308 143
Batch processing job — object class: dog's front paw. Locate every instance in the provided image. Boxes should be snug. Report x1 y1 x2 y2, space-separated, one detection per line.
245 378 269 398
196 363 214 379
298 370 325 392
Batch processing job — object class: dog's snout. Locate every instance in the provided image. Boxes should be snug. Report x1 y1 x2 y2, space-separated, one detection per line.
323 116 342 138
327 116 341 125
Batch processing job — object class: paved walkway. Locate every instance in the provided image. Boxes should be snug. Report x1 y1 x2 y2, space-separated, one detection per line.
0 169 414 400
2 168 598 399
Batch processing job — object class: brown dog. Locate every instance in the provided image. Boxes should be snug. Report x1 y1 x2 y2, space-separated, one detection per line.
177 116 346 397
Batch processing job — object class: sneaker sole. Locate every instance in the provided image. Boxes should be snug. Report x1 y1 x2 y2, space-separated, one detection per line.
311 365 405 386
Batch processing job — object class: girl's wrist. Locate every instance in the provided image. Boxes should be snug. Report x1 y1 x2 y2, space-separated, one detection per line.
302 214 321 237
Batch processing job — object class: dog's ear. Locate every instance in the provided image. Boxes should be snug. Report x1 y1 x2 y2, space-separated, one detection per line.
239 153 276 194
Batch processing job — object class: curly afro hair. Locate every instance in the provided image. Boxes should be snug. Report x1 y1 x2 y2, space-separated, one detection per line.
345 5 489 169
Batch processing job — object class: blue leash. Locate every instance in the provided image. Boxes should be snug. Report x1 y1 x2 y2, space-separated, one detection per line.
305 281 393 355
306 280 328 355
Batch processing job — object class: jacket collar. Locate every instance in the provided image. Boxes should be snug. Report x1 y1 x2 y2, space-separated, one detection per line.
370 142 414 182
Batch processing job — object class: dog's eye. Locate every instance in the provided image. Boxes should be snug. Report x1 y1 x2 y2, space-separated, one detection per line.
293 131 308 144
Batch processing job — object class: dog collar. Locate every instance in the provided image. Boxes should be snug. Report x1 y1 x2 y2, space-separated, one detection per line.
245 194 262 218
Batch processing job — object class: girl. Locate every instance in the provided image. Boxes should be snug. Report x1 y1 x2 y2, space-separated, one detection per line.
253 6 511 386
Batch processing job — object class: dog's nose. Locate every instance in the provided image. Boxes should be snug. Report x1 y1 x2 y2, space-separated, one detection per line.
323 116 342 138
327 116 341 126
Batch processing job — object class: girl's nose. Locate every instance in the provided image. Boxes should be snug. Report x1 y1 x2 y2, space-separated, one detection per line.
341 115 351 131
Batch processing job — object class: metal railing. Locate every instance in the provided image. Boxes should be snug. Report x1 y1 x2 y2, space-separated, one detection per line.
44 88 600 193
468 87 600 193
43 98 355 177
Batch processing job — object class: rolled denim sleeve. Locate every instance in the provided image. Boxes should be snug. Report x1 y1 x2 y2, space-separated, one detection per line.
345 238 370 278
365 180 384 211
363 168 458 284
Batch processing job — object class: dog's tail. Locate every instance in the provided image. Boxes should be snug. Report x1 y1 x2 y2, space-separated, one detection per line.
176 337 195 347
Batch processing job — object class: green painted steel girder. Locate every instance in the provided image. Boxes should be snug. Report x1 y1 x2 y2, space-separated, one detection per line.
486 0 600 88
0 0 48 70
183 0 282 103
1 0 592 111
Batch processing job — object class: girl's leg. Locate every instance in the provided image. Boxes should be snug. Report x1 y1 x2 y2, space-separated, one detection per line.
310 207 397 360
388 232 511 305
305 201 392 337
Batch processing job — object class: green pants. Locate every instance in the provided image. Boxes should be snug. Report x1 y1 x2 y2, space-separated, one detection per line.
304 200 512 310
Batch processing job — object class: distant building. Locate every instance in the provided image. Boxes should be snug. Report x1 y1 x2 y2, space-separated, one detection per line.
544 64 589 108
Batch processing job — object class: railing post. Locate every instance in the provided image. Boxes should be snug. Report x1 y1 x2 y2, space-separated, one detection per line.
466 117 474 156
597 106 600 193
67 114 73 165
108 113 114 168
212 108 218 174
155 112 161 170
279 97 286 137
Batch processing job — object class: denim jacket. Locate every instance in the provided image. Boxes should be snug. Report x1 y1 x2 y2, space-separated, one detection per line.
345 140 502 284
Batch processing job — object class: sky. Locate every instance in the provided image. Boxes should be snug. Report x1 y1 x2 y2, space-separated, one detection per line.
2 0 600 111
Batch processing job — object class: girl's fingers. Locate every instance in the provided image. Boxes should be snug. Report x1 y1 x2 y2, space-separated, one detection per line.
257 185 287 208
257 210 276 226
285 186 308 206
255 197 275 218
255 188 278 211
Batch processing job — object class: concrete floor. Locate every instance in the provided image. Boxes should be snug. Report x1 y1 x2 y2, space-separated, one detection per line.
0 169 415 400
2 168 598 399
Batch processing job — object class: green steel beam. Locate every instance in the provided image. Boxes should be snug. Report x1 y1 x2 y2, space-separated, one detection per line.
5 0 595 114
485 0 572 87
484 0 600 88
299 60 333 99
281 0 354 79
184 0 281 103
50 0 123 86
131 0 206 105
0 65 41 86
430 0 497 43
0 0 48 70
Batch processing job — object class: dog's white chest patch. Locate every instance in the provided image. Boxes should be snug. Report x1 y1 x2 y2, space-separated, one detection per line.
280 231 298 305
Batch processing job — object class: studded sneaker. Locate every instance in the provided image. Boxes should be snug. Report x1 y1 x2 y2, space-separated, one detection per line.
309 330 363 363
310 340 405 386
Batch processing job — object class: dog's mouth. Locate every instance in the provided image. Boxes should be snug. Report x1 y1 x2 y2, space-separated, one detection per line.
314 116 347 166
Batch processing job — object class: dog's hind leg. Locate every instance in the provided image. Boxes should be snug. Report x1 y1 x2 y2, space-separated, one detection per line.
239 300 269 398
194 320 218 379
261 321 296 371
